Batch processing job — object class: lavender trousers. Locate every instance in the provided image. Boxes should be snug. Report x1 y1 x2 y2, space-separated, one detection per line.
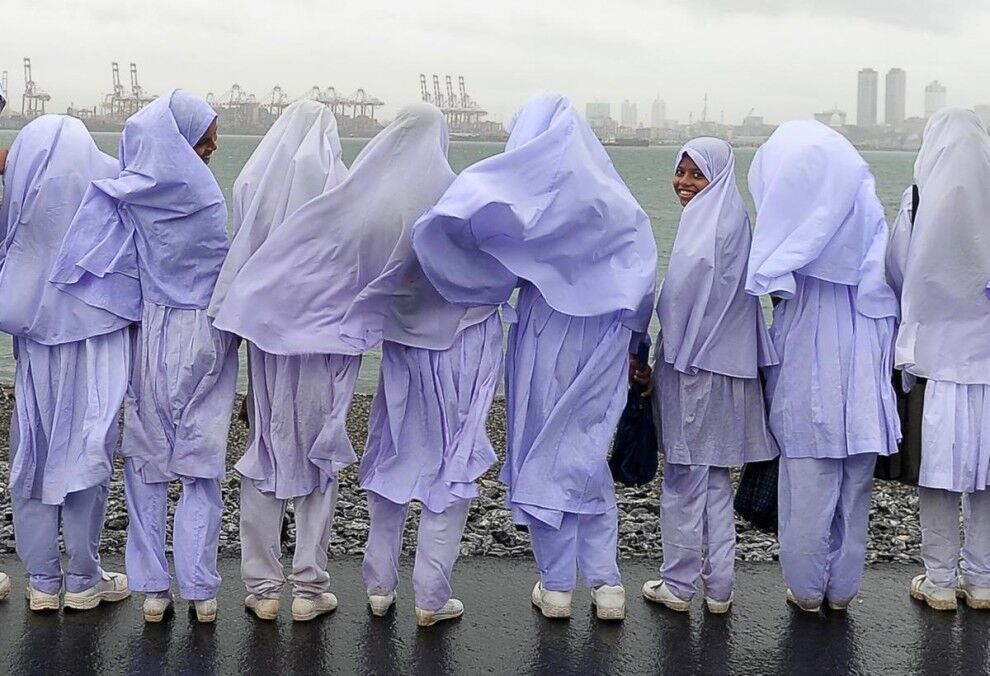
13 485 108 595
240 478 339 599
919 487 990 589
778 453 876 606
123 458 222 600
362 492 471 612
661 463 735 603
528 508 622 592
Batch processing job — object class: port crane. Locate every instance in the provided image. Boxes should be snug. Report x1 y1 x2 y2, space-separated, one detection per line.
418 74 488 132
22 58 51 119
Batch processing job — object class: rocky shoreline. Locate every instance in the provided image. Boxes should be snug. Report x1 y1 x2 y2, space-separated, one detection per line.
0 385 922 566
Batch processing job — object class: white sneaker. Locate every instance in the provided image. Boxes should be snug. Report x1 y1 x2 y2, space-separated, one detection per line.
245 594 280 621
368 591 396 617
957 578 990 610
25 585 61 612
416 598 464 627
192 598 218 623
786 588 822 613
64 572 130 610
531 581 572 619
910 574 957 611
292 592 337 622
827 597 851 611
705 593 733 614
592 584 625 621
143 593 174 623
0 572 10 601
642 580 691 612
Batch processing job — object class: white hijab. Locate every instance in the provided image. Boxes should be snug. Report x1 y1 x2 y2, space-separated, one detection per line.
212 103 462 355
209 100 347 316
893 108 990 384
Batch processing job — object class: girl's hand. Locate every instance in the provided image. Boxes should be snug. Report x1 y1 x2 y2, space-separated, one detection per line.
628 354 654 397
0 148 8 174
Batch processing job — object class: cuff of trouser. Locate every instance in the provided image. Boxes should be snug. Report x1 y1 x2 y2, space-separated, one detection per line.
180 586 221 601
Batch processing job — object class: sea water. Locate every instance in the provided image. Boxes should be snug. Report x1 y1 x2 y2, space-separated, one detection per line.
0 130 916 393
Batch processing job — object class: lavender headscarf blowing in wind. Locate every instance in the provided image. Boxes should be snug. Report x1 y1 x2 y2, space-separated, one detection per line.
51 90 237 623
642 137 777 614
412 92 657 622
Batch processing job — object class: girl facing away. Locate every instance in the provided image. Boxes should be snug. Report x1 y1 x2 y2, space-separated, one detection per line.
0 115 132 612
744 120 900 613
639 137 778 613
888 108 990 611
413 92 657 621
52 90 238 624
209 100 350 623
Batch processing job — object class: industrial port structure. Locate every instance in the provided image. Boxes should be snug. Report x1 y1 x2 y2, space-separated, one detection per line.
1 57 390 136
418 74 504 139
1 59 510 141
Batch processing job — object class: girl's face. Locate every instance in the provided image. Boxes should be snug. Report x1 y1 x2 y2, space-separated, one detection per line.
194 119 219 164
672 153 709 207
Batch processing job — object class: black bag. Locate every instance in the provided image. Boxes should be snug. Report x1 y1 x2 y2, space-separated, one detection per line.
609 343 659 486
875 372 924 485
734 458 779 533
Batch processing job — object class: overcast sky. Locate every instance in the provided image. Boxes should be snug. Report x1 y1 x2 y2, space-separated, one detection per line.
3 0 989 125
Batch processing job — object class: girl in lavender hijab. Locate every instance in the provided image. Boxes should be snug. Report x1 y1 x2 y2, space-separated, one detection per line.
214 103 474 625
0 116 131 612
413 93 657 621
745 120 900 612
888 109 990 611
640 138 777 614
208 100 349 623
51 90 237 624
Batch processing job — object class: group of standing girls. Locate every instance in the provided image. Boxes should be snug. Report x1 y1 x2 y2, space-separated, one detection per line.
0 84 986 629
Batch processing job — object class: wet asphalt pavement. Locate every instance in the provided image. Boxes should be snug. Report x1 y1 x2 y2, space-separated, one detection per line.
1 555 988 675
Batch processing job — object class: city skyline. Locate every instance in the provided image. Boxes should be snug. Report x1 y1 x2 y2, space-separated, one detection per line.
2 1 989 126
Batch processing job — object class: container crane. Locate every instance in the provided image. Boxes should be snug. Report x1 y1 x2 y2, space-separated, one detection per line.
22 58 51 119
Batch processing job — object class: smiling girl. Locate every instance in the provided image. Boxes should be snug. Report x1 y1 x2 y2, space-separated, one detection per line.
641 138 778 614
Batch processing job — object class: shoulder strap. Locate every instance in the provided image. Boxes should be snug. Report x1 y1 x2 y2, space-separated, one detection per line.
911 184 919 226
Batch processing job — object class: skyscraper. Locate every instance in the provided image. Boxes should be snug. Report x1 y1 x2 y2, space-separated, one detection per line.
857 68 879 127
620 100 638 128
924 81 947 117
885 68 906 127
651 97 666 128
585 102 611 128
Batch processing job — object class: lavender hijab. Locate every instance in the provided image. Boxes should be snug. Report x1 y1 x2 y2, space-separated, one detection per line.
658 137 776 378
0 115 126 344
50 90 227 315
208 100 347 316
411 92 657 330
212 103 457 355
893 108 990 384
744 120 898 322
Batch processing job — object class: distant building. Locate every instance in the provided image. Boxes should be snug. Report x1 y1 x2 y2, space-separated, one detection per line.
650 97 666 128
885 68 907 127
585 101 611 128
976 104 990 129
925 81 947 117
857 68 878 127
620 99 638 128
815 108 847 128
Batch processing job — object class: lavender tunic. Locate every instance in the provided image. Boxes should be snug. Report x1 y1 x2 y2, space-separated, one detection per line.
51 90 236 483
655 138 777 466
745 120 900 459
208 101 352 498
0 116 131 505
887 110 990 492
412 93 657 528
